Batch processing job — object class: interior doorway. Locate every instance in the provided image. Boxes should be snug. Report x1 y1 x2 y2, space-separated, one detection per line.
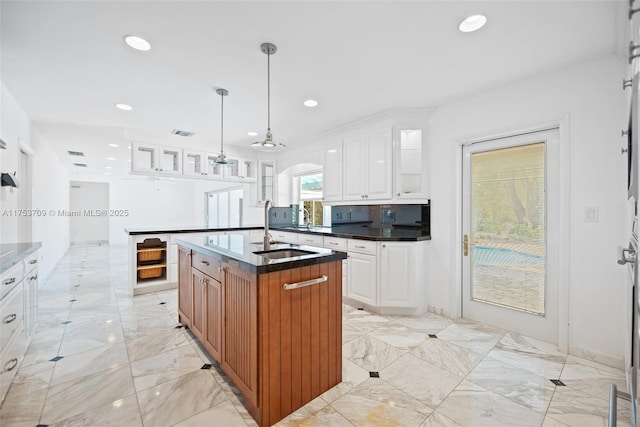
69 181 109 245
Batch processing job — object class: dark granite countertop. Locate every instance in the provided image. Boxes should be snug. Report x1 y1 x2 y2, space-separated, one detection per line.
126 224 430 241
0 242 42 275
175 233 347 274
125 226 262 235
271 224 431 242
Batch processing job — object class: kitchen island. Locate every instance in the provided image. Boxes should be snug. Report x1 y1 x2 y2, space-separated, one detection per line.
175 233 346 427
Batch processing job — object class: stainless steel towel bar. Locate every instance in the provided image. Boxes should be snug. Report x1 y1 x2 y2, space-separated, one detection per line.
283 275 328 290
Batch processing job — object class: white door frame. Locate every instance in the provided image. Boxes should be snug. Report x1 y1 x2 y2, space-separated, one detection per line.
454 117 570 353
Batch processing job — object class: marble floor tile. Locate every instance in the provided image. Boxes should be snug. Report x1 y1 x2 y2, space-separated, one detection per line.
5 360 54 398
173 399 249 427
130 343 204 392
497 332 565 358
421 410 464 427
485 346 566 379
0 387 47 427
380 353 462 408
410 337 485 377
331 378 432 426
137 369 227 427
342 323 365 344
436 324 501 355
436 380 545 427
273 395 328 427
40 364 136 424
321 358 370 403
58 324 126 357
546 384 632 427
49 342 129 387
368 322 428 350
465 356 555 413
388 312 453 334
126 327 189 362
48 395 142 427
344 334 407 371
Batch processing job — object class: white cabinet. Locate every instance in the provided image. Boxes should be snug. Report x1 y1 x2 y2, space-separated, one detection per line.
271 231 299 244
132 143 182 175
225 157 256 181
183 150 225 179
379 242 417 307
23 252 39 343
347 251 377 306
323 237 347 296
395 128 429 200
323 141 342 202
342 126 393 201
257 160 276 205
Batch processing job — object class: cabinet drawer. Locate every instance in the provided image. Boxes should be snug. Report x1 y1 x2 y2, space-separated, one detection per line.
23 252 39 274
347 239 377 255
0 321 25 405
1 263 23 301
272 231 298 244
0 282 24 351
297 233 324 247
192 252 222 281
323 237 347 251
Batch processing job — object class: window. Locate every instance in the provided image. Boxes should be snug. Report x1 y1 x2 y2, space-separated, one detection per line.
206 188 243 228
300 173 323 226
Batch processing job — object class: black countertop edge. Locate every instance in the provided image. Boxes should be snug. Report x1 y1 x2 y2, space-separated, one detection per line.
271 226 432 242
175 238 347 275
0 242 42 274
125 226 262 235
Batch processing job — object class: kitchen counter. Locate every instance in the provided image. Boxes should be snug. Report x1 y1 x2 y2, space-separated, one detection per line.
124 226 262 235
272 224 431 241
0 242 42 274
175 233 347 274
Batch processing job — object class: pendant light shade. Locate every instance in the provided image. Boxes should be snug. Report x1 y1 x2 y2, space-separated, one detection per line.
213 88 232 165
252 42 286 152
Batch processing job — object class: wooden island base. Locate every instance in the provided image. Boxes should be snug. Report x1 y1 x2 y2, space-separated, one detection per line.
178 245 343 426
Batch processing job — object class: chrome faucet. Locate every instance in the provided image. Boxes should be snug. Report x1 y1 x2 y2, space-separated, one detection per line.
264 199 273 250
303 207 311 229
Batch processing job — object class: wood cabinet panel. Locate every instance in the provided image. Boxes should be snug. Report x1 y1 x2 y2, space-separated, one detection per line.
191 269 206 341
192 251 221 281
177 247 191 326
205 277 222 361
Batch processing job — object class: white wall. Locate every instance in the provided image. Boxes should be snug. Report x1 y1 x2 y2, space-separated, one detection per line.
70 181 109 244
427 54 628 365
1 82 71 281
30 128 70 281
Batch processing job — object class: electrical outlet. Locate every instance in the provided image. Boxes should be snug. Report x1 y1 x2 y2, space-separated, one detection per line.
585 206 599 223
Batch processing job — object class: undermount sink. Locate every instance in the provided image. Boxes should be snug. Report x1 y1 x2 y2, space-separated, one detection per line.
253 248 317 260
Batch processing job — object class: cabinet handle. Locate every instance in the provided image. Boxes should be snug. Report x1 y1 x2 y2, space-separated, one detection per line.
30 275 38 281
3 278 16 286
4 358 18 372
329 242 338 246
200 260 210 266
283 275 328 290
29 260 37 265
218 266 225 273
354 245 366 249
382 244 386 248
397 193 401 197
3 313 17 324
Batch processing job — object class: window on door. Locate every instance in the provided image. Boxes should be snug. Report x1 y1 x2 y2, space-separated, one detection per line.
206 188 243 228
300 173 323 226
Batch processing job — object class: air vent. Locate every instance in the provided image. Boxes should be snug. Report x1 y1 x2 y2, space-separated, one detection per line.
68 150 85 156
171 129 195 137
73 163 87 167
71 185 81 189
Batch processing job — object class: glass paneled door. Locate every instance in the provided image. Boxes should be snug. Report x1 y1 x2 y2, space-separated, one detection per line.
462 129 560 343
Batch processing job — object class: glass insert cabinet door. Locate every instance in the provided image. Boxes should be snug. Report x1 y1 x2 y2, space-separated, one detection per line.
131 143 182 175
462 129 560 344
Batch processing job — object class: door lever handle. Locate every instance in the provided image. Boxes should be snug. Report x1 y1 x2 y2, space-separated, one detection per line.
463 235 469 257
618 245 636 265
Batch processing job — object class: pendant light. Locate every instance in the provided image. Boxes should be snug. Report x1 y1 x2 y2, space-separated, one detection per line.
213 88 232 164
252 42 286 152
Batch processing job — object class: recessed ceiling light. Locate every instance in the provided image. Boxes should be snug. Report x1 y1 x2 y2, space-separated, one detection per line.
247 131 258 137
115 103 132 111
108 144 119 148
104 172 111 176
105 166 113 169
107 157 115 160
123 35 151 51
458 14 487 33
304 99 318 107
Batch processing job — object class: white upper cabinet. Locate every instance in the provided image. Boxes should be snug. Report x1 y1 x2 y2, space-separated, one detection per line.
132 143 182 175
205 153 225 179
394 128 429 200
342 126 393 201
256 160 276 205
323 140 343 202
225 157 257 181
183 150 225 179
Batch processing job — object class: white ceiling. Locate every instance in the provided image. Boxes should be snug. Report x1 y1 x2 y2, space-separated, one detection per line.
0 1 624 177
